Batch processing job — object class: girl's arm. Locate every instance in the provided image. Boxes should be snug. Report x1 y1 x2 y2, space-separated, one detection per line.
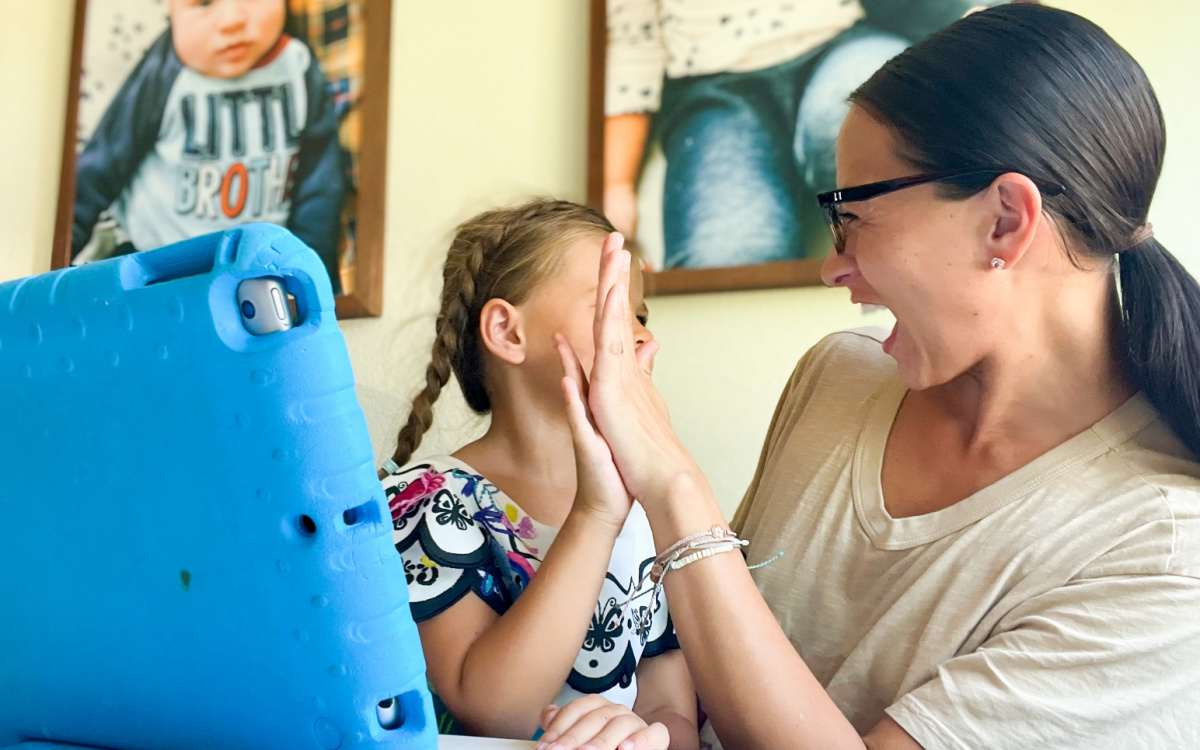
418 505 625 739
421 322 653 740
632 650 699 750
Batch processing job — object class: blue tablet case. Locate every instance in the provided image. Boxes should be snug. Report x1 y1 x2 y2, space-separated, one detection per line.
0 225 436 750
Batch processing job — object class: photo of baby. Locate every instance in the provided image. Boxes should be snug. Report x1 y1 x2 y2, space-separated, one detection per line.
60 0 385 306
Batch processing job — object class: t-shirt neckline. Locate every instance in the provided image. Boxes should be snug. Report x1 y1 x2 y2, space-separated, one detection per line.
851 377 1158 550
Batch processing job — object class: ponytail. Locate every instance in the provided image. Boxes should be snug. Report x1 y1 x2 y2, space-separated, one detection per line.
1119 240 1200 455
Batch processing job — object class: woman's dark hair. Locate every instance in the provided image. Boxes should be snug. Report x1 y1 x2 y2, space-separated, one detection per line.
851 3 1200 455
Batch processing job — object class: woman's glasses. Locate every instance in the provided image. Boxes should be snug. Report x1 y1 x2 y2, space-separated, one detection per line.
816 170 1066 255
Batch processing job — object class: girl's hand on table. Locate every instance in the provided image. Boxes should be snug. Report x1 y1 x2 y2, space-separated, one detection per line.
536 696 669 750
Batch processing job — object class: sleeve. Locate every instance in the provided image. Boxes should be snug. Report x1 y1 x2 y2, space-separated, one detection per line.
886 573 1200 750
605 0 666 116
287 48 345 294
858 0 1008 43
72 29 180 258
384 466 511 622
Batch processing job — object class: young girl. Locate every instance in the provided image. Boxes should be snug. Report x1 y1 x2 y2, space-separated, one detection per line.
380 200 699 750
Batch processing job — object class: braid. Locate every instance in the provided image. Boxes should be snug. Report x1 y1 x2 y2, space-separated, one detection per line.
389 233 488 467
386 199 614 470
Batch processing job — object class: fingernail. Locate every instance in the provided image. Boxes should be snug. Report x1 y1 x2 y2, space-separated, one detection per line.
619 742 633 750
542 733 558 744
581 745 596 750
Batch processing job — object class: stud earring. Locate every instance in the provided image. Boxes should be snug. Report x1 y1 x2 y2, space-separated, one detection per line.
990 258 1006 270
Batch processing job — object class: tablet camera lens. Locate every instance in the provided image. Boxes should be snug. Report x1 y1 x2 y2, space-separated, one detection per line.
241 300 256 319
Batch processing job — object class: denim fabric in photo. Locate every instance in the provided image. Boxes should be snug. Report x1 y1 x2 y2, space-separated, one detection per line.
656 24 908 269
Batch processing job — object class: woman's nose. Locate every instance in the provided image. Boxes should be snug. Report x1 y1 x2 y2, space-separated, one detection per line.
821 251 859 288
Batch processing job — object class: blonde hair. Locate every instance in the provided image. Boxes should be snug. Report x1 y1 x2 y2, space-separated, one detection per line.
389 199 615 467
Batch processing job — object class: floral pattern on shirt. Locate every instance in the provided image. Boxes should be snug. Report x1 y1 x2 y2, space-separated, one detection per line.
382 456 679 709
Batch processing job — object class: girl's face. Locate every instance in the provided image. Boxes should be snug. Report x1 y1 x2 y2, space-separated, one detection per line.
520 233 653 391
169 0 286 80
820 106 1003 390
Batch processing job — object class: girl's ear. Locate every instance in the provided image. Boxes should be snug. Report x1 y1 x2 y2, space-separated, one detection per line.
478 299 526 365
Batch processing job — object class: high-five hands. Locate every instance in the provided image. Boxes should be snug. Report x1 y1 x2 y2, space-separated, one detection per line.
556 233 700 508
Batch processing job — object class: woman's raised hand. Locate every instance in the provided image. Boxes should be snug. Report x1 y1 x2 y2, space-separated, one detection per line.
575 233 701 506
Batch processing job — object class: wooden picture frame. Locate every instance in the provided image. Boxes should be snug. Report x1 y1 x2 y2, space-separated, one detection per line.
587 1 1033 296
586 0 826 297
53 0 391 318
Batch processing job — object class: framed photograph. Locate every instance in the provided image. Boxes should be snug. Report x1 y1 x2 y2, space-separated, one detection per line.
54 0 391 318
588 0 1027 295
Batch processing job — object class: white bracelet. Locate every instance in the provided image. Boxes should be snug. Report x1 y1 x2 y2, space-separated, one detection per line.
667 542 741 572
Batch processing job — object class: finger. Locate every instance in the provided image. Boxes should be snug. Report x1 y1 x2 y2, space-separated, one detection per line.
617 722 670 750
611 252 638 358
544 706 625 750
539 696 612 746
555 333 589 401
598 273 636 367
561 376 598 455
540 704 560 731
577 714 651 750
594 234 625 347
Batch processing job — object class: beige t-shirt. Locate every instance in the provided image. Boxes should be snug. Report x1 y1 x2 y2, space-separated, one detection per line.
730 330 1200 749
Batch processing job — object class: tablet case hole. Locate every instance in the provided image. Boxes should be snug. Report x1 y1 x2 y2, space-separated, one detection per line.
377 690 424 731
341 501 379 528
128 234 218 288
297 515 318 536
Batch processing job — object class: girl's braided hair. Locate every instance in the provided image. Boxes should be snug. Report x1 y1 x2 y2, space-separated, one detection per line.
389 199 615 468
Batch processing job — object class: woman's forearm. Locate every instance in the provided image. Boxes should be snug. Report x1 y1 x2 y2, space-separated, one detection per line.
452 509 621 737
645 474 865 750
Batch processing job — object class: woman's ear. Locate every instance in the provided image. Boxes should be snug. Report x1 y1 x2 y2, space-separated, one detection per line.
985 173 1043 270
478 299 526 365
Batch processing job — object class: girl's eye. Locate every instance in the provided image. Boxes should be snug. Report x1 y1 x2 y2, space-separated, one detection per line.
636 314 648 327
836 210 859 223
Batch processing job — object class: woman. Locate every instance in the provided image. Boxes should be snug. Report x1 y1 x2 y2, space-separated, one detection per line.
543 5 1200 749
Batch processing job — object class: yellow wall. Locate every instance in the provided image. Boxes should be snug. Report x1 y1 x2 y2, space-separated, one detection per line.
4 1 1198 516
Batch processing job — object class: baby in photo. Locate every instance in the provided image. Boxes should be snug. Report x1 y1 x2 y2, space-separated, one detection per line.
73 0 343 290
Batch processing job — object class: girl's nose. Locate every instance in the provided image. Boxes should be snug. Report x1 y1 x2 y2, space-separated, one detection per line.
634 322 652 348
821 250 860 288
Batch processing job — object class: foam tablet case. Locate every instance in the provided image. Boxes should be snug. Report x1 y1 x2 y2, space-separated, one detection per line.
0 225 436 750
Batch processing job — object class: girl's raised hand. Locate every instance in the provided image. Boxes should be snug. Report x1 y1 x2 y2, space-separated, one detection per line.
556 331 633 533
537 696 670 750
584 233 700 506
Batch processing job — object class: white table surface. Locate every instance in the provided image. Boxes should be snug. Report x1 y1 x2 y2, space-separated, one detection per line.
437 735 537 750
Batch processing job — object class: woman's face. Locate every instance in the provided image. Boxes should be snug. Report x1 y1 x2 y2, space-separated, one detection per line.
821 106 1001 390
514 233 653 396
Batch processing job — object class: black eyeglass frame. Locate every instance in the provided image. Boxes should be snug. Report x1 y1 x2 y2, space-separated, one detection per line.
816 170 1066 254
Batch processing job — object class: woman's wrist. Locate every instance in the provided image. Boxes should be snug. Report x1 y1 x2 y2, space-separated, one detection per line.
642 470 728 553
